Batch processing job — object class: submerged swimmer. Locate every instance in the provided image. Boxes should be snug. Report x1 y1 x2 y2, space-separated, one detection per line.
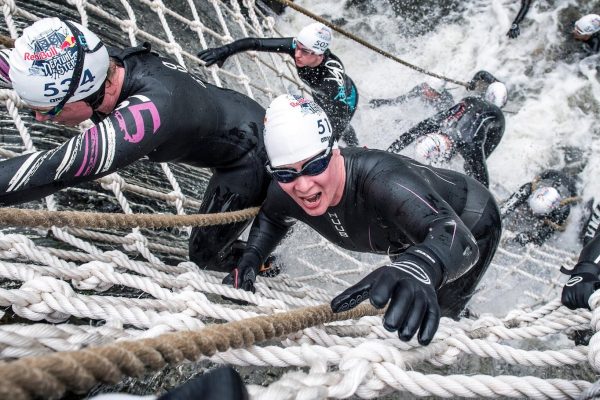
572 14 600 55
500 169 579 246
0 18 271 273
387 71 508 188
198 22 360 147
224 94 501 345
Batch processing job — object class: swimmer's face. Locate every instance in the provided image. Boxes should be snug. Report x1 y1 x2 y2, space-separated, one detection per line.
277 149 345 217
294 42 324 68
30 101 93 126
573 29 593 41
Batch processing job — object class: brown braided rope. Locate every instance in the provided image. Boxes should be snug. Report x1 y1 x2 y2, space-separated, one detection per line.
271 0 469 87
0 34 15 48
0 303 382 400
0 207 260 229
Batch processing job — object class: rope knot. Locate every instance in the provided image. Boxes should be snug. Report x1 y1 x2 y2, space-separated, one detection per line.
71 261 115 292
149 0 165 12
123 231 148 252
189 20 203 32
13 277 74 323
167 190 186 205
165 42 183 55
100 173 125 191
120 19 139 33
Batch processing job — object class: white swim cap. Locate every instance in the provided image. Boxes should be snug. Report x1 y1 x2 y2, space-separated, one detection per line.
296 23 332 55
528 186 561 215
264 94 338 167
0 49 11 88
485 81 508 108
9 17 109 107
574 14 600 36
414 133 453 163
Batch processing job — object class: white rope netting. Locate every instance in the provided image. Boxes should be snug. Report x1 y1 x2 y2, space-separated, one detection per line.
0 0 598 399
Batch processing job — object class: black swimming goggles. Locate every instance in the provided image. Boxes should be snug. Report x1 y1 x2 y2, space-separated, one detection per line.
38 20 105 118
266 135 336 183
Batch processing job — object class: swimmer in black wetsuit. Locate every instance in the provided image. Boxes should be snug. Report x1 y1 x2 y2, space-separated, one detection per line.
197 22 360 147
573 14 600 56
507 0 533 39
224 94 501 345
1 18 270 273
387 71 507 188
562 213 600 310
500 169 579 246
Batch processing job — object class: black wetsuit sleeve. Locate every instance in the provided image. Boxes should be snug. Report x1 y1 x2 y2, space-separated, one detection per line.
587 33 600 54
460 144 489 187
238 187 295 269
368 170 479 284
583 202 600 245
0 95 167 206
471 70 499 85
387 114 442 154
511 0 533 25
370 84 426 107
500 183 532 217
579 228 600 266
225 37 295 57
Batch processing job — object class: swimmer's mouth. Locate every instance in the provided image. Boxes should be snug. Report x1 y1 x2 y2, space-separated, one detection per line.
302 193 321 203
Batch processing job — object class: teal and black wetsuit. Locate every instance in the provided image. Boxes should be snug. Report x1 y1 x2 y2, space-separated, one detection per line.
199 37 359 146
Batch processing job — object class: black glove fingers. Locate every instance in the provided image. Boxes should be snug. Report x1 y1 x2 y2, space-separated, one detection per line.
399 293 427 341
370 272 396 309
331 268 388 313
382 282 413 333
330 285 371 313
418 302 441 345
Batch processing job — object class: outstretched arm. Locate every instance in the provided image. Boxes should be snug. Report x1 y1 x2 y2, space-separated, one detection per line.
332 168 481 345
562 224 600 310
370 83 430 108
461 145 490 187
223 186 295 292
0 95 166 206
387 115 442 154
507 0 534 39
198 37 294 67
467 70 500 91
499 182 533 217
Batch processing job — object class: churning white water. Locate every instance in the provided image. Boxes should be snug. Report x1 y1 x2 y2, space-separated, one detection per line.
271 0 600 315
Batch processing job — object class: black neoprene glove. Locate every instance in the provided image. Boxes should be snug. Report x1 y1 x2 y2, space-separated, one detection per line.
561 262 600 310
507 24 520 39
331 248 443 345
222 263 257 293
198 45 232 67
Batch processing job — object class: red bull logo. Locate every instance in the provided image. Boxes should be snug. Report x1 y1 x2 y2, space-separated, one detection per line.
60 35 76 50
23 47 58 61
289 97 311 107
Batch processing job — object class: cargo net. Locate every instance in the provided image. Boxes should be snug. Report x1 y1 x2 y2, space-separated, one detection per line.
0 0 599 399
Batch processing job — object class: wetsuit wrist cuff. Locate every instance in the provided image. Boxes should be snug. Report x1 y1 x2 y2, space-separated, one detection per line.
561 261 600 277
400 246 444 288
